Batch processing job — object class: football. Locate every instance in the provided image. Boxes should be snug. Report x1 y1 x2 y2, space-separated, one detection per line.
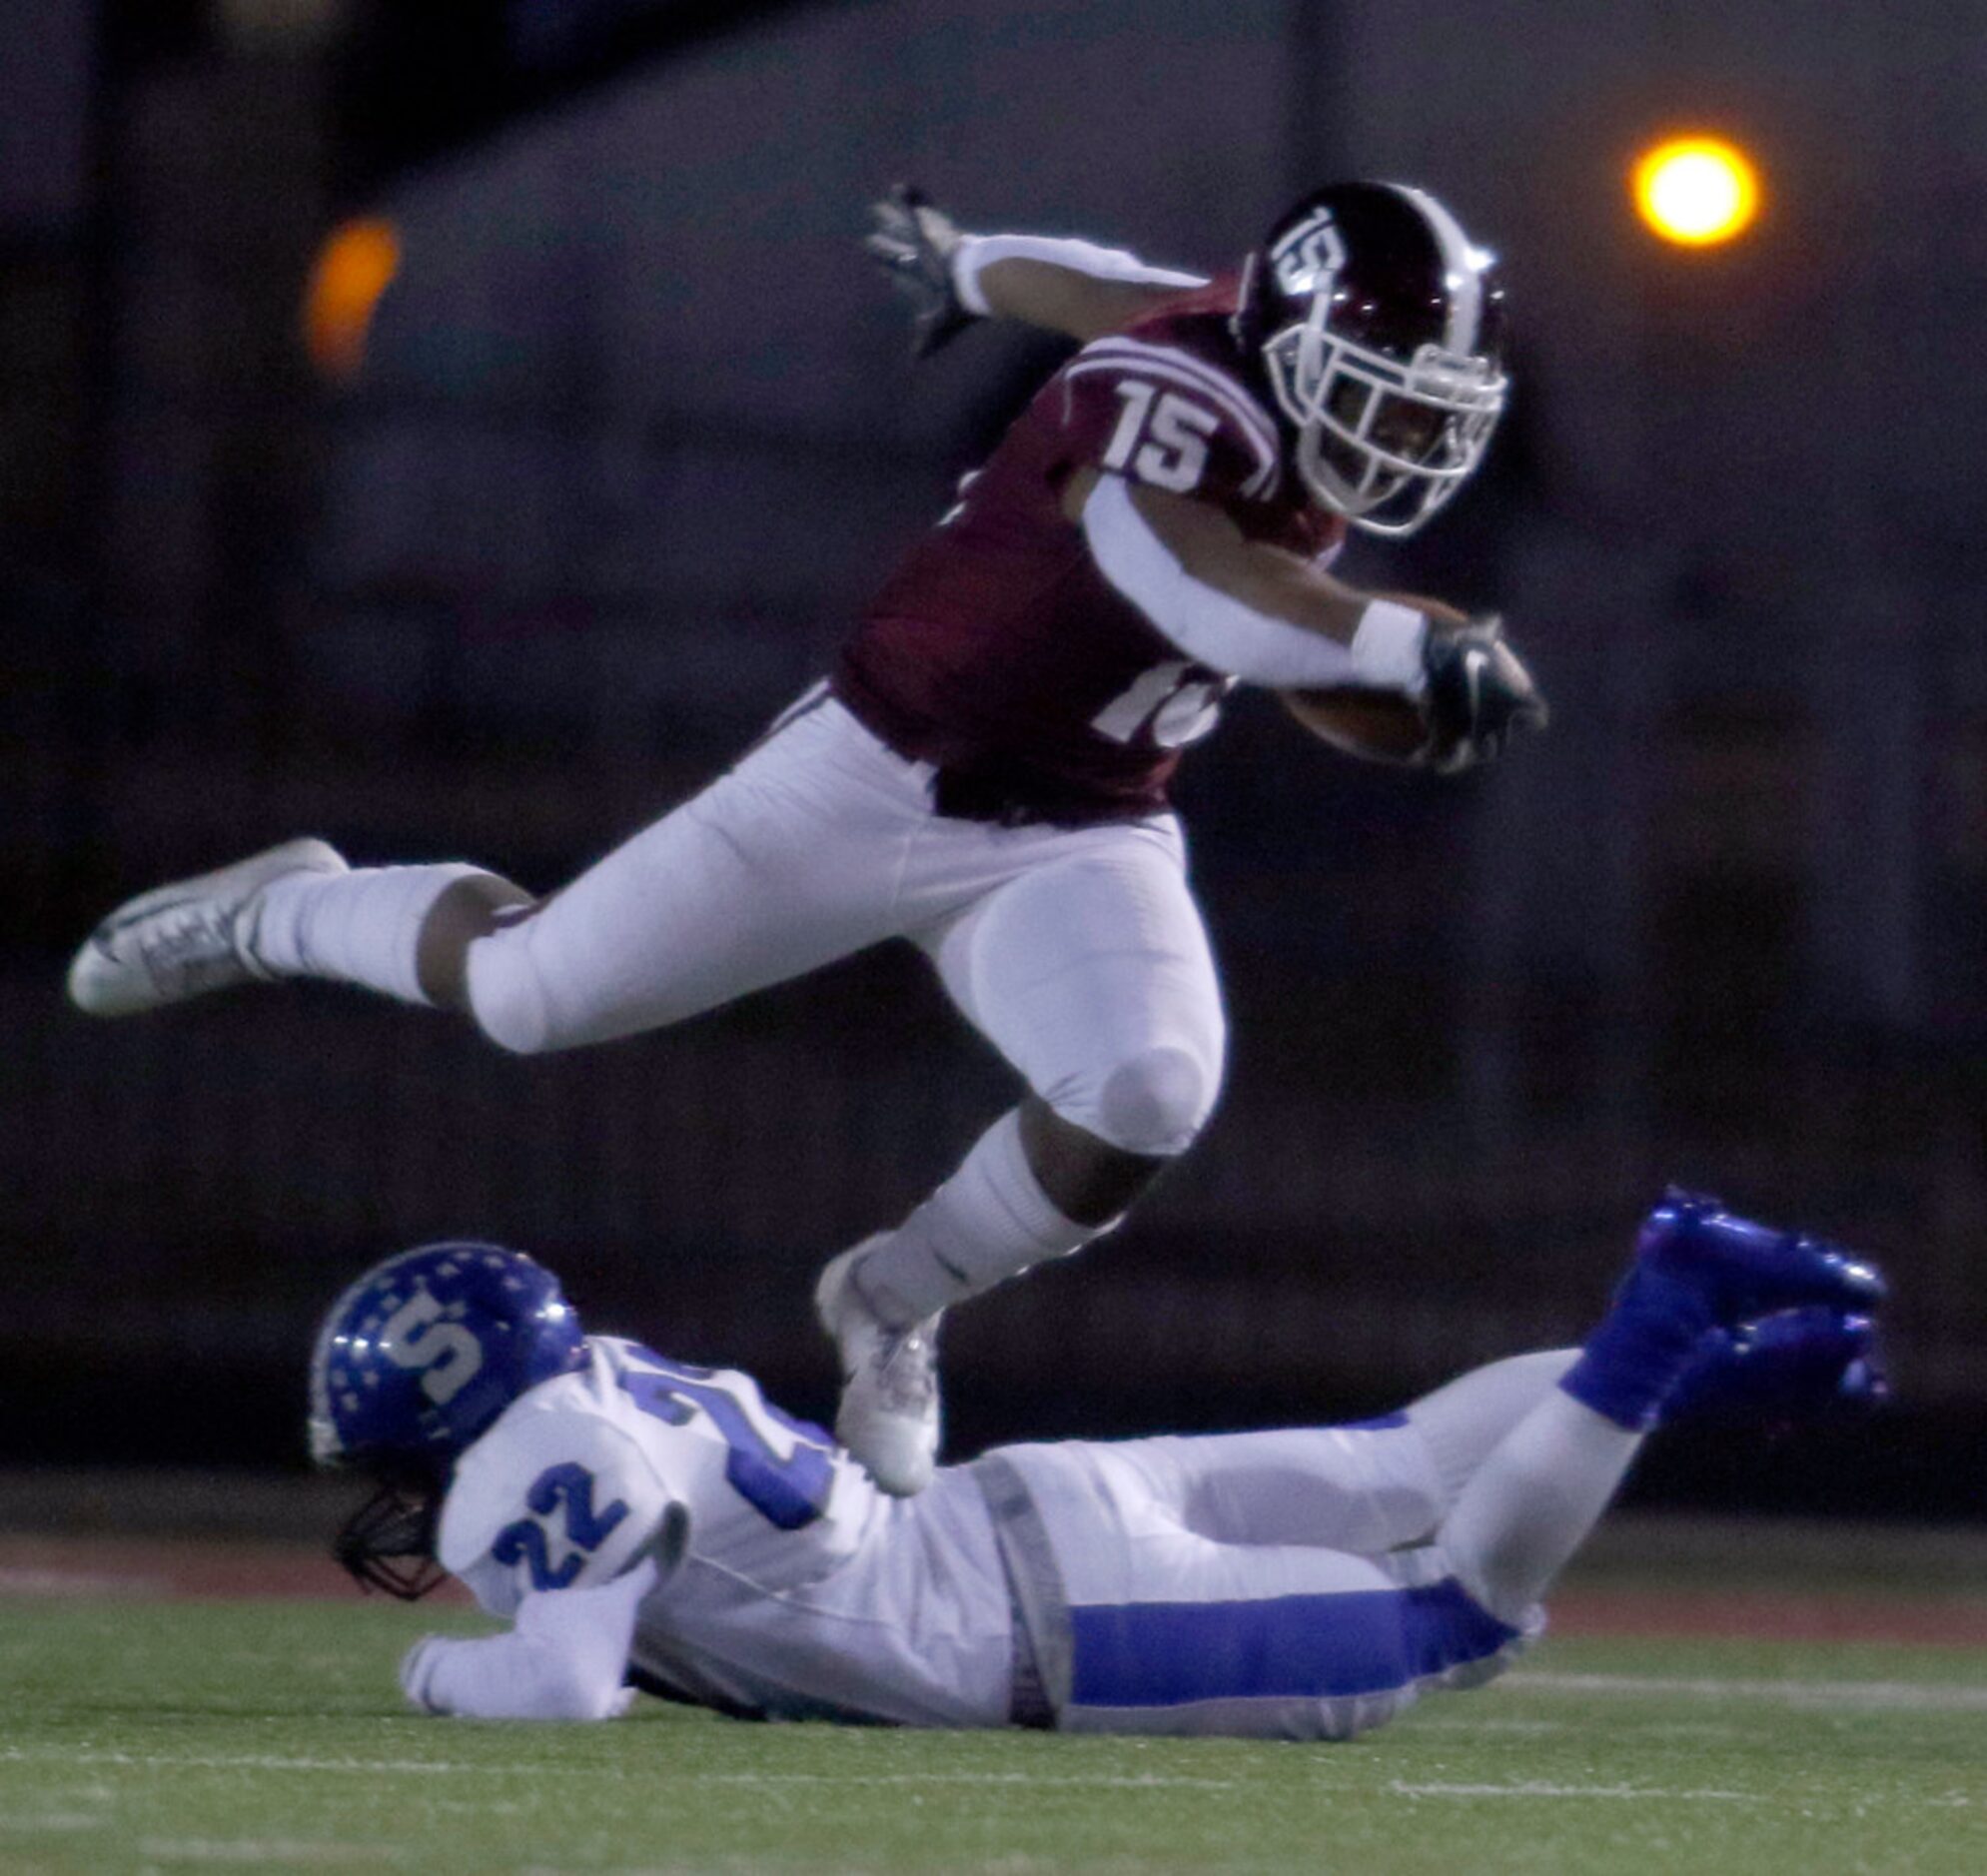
1282 684 1429 764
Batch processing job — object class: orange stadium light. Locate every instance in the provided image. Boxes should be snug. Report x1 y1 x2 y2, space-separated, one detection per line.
304 217 402 380
1632 137 1761 248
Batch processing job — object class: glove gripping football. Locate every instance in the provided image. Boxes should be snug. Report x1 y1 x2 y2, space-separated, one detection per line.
1417 616 1548 774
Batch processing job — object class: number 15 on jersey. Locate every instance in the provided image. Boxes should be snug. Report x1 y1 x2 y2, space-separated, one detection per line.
1101 380 1218 494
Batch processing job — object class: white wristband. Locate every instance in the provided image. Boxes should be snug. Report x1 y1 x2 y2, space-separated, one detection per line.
1350 600 1431 696
952 234 998 317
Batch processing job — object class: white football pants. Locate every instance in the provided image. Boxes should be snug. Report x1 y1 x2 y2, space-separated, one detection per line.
984 1408 1548 1740
463 689 1227 1154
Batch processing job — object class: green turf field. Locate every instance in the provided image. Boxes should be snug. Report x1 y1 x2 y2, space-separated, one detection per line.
1 1598 1982 1875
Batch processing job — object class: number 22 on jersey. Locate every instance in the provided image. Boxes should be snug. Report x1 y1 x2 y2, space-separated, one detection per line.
492 1462 630 1590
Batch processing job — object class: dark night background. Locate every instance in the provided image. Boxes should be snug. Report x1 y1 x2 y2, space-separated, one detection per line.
2 1 1982 1523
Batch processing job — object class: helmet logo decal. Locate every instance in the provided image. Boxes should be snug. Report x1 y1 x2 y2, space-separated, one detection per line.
309 1244 586 1478
1270 208 1346 298
378 1290 484 1407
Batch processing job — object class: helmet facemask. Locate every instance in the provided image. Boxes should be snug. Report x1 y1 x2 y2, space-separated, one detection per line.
1263 302 1506 537
332 1468 449 1601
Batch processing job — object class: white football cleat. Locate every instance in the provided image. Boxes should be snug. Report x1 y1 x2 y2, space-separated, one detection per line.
66 837 348 1017
815 1235 942 1497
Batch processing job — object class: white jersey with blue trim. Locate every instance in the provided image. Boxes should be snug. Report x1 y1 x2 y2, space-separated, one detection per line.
436 1337 1015 1727
440 1338 882 1612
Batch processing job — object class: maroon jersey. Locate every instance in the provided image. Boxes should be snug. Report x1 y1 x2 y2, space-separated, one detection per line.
833 284 1347 825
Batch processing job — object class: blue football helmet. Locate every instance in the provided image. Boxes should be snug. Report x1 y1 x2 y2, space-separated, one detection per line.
309 1242 588 1599
309 1241 587 1473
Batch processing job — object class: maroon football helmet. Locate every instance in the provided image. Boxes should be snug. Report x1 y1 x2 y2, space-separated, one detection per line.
1239 182 1508 536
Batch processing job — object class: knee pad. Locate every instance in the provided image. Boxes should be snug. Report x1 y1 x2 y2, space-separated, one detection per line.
1081 1044 1220 1158
463 926 556 1056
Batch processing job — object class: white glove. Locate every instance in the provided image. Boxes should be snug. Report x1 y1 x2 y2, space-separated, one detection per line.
398 1560 653 1721
400 1634 451 1714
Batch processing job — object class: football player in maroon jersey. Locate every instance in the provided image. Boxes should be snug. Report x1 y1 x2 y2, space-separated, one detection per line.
69 182 1545 1499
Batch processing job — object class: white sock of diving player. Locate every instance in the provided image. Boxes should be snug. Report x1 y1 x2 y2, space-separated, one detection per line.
1436 1389 1643 1625
853 1107 1101 1328
246 862 490 1007
1406 1349 1580 1510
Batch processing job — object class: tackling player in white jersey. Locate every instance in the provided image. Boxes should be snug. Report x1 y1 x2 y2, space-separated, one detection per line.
314 1194 1882 1736
76 182 1546 1501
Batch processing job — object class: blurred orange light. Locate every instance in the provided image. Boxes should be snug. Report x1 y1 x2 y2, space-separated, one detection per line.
1632 138 1760 247
304 218 401 379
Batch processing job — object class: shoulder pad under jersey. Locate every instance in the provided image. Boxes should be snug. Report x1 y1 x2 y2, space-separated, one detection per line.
1057 327 1285 506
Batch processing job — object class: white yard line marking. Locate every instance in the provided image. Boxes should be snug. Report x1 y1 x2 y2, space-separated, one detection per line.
0 1749 1238 1791
0 1567 175 1597
1510 1671 1987 1712
137 1840 402 1866
1389 1780 1756 1802
689 1772 1248 1790
4 1666 1981 1797
0 1749 513 1777
0 1814 106 1832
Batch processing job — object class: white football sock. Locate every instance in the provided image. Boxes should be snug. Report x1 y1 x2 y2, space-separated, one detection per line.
1438 1389 1643 1624
1407 1349 1580 1510
854 1108 1102 1327
247 863 488 1007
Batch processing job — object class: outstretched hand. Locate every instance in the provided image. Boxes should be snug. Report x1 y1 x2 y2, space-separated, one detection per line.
1417 616 1549 773
865 183 975 358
